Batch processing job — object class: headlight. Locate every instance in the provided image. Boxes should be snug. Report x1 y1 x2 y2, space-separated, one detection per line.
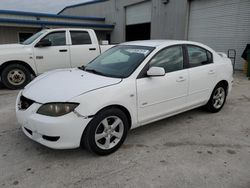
37 103 79 117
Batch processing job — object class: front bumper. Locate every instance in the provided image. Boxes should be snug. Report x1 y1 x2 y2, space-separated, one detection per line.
16 92 92 149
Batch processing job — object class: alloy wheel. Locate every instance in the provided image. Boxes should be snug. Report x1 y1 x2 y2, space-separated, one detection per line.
94 116 124 150
212 87 225 109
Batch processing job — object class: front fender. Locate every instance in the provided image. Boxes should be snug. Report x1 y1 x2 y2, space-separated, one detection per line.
70 79 138 128
0 48 37 74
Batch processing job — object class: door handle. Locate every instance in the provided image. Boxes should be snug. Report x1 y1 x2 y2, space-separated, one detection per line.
176 76 186 82
59 49 68 52
208 70 215 74
89 48 96 51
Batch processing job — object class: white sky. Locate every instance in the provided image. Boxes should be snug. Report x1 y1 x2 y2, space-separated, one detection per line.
0 0 93 14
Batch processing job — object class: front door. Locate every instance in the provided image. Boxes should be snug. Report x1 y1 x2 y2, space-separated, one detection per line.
136 45 189 124
33 31 70 74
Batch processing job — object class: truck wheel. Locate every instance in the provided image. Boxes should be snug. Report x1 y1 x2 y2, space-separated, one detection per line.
1 64 31 90
82 108 129 155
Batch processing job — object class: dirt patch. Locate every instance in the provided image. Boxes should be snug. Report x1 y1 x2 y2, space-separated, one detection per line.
226 149 237 155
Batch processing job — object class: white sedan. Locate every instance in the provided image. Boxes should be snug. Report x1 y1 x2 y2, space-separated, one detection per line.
16 40 233 155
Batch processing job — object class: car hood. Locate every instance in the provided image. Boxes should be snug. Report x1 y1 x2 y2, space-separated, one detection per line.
22 68 122 103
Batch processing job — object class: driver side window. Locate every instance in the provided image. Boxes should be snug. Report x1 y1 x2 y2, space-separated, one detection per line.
42 32 66 46
149 45 184 73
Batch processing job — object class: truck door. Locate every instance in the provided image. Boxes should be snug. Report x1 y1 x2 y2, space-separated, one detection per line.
69 30 100 67
33 31 70 74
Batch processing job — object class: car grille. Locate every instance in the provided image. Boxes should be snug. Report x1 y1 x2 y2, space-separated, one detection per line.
19 95 34 110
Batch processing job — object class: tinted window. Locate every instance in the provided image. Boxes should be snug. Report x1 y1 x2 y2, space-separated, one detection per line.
207 51 213 63
149 45 183 73
42 32 66 46
70 31 92 45
187 45 212 67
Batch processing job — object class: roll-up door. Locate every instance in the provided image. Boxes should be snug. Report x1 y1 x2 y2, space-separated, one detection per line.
188 0 250 70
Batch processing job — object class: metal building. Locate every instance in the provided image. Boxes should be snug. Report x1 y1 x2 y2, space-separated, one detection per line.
59 0 250 70
0 9 114 44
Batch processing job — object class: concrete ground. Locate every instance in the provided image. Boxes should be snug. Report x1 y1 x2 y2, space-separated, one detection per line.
0 73 250 188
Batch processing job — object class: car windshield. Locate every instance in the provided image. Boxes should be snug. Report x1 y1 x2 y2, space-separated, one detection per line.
84 45 154 78
22 30 46 45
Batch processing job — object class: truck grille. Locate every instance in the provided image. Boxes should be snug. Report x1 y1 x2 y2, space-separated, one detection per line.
19 96 34 110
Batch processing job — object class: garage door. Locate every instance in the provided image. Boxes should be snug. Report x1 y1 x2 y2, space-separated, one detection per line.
125 1 152 41
126 1 151 25
188 0 250 70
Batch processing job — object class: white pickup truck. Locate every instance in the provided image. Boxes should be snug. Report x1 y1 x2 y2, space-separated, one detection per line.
0 28 113 89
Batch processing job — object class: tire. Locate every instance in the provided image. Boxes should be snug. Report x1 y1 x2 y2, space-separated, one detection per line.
1 64 31 90
205 83 227 113
82 108 129 155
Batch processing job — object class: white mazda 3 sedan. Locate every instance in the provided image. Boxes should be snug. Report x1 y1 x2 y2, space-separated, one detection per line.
16 40 233 155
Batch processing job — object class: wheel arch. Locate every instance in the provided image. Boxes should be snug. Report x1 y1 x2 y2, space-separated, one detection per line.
80 104 133 150
0 60 36 76
94 104 132 130
215 80 229 94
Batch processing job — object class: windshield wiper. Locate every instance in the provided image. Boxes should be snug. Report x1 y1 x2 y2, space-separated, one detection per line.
85 68 105 76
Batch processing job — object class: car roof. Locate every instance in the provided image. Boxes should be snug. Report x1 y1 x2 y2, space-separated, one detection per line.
42 28 94 32
120 40 215 53
120 40 202 48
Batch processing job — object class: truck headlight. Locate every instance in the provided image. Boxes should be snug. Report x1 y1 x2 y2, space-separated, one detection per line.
37 103 79 117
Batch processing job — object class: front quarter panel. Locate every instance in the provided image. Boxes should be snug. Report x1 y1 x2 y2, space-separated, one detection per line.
70 79 138 129
0 46 37 74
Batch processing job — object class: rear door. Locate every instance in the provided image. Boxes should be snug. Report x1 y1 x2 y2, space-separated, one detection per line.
69 30 100 67
186 45 216 107
136 45 189 124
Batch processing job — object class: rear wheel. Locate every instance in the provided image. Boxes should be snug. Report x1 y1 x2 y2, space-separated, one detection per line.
1 64 31 90
205 84 227 113
82 108 129 155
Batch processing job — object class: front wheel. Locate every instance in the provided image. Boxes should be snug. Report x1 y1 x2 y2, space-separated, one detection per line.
82 108 129 155
205 84 227 113
1 64 31 90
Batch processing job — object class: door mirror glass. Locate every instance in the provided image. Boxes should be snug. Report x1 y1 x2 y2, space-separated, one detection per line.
147 67 165 77
35 39 52 48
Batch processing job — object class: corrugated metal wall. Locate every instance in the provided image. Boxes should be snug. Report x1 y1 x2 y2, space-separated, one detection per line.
151 0 189 40
188 0 250 70
60 0 189 43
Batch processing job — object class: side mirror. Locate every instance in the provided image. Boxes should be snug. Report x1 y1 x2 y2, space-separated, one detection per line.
35 39 52 47
147 67 165 77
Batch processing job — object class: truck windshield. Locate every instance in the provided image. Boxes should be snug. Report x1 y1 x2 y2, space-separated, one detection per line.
22 30 46 45
84 45 154 78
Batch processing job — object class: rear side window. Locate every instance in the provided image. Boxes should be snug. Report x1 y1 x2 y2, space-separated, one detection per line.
187 45 213 68
70 31 92 45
